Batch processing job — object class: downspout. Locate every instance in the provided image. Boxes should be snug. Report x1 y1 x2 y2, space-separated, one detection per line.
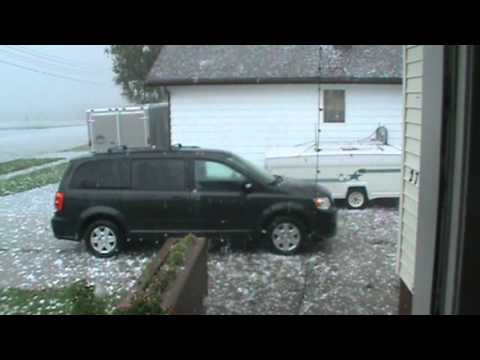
166 87 173 150
315 47 323 198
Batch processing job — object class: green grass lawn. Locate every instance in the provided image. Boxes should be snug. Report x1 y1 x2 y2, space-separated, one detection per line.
0 158 64 176
0 162 69 197
0 281 117 315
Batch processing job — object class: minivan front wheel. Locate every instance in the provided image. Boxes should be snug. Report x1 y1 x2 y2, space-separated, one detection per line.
84 220 124 258
267 217 306 255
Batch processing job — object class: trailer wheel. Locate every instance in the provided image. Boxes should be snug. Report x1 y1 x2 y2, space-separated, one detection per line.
347 188 368 210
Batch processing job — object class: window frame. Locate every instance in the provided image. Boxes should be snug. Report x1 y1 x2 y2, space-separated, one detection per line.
323 89 346 124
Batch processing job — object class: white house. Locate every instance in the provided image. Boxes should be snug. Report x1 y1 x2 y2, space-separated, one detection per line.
146 45 403 166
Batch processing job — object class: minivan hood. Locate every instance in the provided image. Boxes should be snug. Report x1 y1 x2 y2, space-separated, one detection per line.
276 177 332 199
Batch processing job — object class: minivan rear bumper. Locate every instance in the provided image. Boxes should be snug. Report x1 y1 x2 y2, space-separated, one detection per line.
51 214 77 241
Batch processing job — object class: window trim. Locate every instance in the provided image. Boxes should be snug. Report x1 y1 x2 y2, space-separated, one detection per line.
323 89 346 124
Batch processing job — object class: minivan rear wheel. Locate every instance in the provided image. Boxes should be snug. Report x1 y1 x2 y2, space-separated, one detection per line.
84 220 124 258
267 216 306 256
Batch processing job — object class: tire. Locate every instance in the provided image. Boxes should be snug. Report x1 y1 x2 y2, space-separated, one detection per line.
207 236 224 253
84 220 125 258
266 216 307 256
347 188 368 210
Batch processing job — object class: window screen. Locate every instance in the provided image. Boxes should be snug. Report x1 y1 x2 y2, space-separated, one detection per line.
71 159 129 190
324 90 346 123
132 159 185 191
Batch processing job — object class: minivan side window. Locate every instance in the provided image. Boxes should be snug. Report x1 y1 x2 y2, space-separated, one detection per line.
195 160 246 192
132 159 186 191
70 159 129 190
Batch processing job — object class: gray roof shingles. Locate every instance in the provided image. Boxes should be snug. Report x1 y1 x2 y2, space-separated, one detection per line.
146 45 403 86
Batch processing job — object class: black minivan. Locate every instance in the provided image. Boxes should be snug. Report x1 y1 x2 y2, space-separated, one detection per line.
52 147 337 257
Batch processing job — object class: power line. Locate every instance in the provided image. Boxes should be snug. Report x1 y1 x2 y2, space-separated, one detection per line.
0 47 99 78
4 45 103 72
11 45 96 67
3 45 99 73
0 49 106 83
0 58 107 86
17 45 106 68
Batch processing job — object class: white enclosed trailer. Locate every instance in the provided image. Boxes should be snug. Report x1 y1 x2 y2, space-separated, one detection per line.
265 144 402 209
86 103 170 153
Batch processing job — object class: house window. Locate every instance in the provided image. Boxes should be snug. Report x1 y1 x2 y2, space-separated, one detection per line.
324 90 346 123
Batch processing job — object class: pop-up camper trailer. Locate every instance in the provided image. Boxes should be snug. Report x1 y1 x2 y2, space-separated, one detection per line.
265 143 402 209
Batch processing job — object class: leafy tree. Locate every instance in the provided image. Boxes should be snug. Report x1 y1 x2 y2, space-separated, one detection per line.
106 45 166 104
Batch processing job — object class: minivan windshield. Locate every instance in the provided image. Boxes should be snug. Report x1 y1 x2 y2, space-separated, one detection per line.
226 154 276 185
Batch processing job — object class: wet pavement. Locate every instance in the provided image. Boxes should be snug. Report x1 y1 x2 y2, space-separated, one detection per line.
0 184 400 315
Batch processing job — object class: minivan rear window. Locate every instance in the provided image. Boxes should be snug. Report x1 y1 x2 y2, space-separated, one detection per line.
132 159 186 191
70 159 129 190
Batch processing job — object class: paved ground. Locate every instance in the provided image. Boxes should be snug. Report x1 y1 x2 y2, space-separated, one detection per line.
0 126 88 163
0 184 400 315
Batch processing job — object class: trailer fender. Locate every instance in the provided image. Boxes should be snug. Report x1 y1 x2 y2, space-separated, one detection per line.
345 181 369 199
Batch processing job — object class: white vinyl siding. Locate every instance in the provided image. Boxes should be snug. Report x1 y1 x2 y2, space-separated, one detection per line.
169 84 318 166
169 83 403 166
398 45 424 291
319 84 403 147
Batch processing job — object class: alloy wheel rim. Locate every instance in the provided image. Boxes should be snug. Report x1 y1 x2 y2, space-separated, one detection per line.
272 222 301 252
90 226 117 255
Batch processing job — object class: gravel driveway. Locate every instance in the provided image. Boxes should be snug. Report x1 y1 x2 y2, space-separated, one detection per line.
0 184 400 315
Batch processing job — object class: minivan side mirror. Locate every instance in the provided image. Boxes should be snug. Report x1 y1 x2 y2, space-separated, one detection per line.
244 182 254 193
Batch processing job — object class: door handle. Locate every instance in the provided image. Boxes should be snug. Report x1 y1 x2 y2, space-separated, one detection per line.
171 196 186 201
191 191 201 201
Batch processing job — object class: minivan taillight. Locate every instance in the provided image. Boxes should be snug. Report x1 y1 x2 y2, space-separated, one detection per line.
55 192 65 212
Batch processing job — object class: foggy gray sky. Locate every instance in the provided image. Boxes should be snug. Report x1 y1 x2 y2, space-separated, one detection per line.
0 45 128 128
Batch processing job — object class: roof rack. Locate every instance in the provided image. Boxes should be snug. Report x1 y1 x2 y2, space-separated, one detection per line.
105 145 158 154
107 145 128 153
103 144 201 155
86 102 169 114
171 144 201 150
